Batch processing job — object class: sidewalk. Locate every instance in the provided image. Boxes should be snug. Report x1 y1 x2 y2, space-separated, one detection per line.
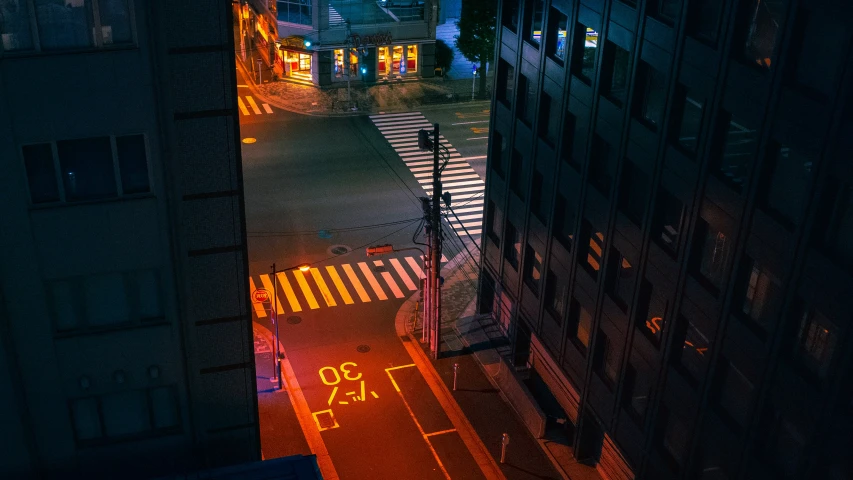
397 251 603 480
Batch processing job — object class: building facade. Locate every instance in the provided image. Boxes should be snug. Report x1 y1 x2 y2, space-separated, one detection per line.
240 0 438 86
479 0 853 479
0 1 260 478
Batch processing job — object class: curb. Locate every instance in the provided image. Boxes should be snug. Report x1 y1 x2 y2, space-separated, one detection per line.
393 252 506 480
253 322 340 480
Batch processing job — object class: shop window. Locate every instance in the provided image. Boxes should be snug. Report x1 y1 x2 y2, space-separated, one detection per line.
588 135 613 198
334 49 345 77
568 300 593 352
694 219 731 293
670 85 704 155
795 306 837 378
497 60 516 107
276 0 312 26
738 0 787 70
761 144 813 229
546 7 568 62
606 249 634 310
502 0 520 32
523 245 543 295
285 50 311 75
560 112 580 170
652 187 685 257
486 201 502 245
687 0 723 44
636 279 667 347
572 21 598 84
545 269 567 320
22 143 59 204
517 74 536 126
601 42 631 107
715 360 755 428
618 160 649 224
713 112 758 193
538 92 560 146
530 171 547 222
525 0 545 47
578 221 604 279
648 0 682 26
491 131 507 178
553 194 575 251
510 150 525 199
504 222 521 270
634 62 667 129
595 331 620 388
675 316 711 385
406 44 418 72
622 363 651 426
735 257 781 334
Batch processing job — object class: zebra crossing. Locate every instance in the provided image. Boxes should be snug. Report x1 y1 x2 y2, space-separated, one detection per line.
369 112 484 238
237 95 273 116
249 255 443 317
329 4 345 26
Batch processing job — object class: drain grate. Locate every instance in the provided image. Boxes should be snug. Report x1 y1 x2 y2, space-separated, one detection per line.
287 316 302 325
331 246 349 255
315 411 336 430
356 344 371 353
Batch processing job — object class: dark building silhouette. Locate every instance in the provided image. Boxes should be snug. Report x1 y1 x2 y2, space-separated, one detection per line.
478 0 853 479
0 1 262 478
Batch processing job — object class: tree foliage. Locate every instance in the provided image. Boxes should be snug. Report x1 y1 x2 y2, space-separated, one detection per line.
434 39 455 74
454 0 496 97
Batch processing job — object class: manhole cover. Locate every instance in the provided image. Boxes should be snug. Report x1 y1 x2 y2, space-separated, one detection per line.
331 246 350 255
356 344 371 353
318 230 333 239
287 316 302 325
373 265 387 273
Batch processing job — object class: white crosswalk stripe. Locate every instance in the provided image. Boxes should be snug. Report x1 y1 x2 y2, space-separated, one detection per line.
238 96 273 116
371 112 484 238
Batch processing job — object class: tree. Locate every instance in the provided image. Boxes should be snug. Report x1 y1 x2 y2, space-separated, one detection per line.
434 39 455 75
454 0 496 99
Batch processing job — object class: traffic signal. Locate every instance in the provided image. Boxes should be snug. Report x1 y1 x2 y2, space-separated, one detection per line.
420 197 431 219
418 129 433 151
366 244 394 256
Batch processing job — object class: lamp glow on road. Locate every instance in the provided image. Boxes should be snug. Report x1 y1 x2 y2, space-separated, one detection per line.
242 137 257 144
298 264 311 272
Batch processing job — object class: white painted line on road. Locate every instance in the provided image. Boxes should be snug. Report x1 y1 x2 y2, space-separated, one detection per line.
293 270 321 309
237 97 250 116
262 103 273 114
466 136 489 140
358 262 388 300
326 266 354 305
452 120 490 125
246 96 263 115
277 272 303 313
310 268 337 307
458 156 487 161
370 112 424 119
425 428 458 437
390 258 418 291
405 257 426 279
342 264 371 302
450 206 485 214
248 277 267 318
259 274 284 315
237 84 250 88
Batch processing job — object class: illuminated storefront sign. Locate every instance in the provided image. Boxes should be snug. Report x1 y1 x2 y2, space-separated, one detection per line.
348 32 393 48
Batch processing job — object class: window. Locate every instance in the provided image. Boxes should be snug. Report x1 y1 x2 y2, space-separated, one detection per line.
618 160 649 224
523 245 543 295
569 301 593 351
795 307 837 378
406 44 418 72
525 0 545 46
687 0 722 44
736 258 781 332
546 7 568 62
714 113 758 192
579 221 604 279
623 363 651 425
671 86 704 154
510 150 525 199
560 113 581 170
602 42 631 106
486 201 502 244
716 360 755 427
607 250 635 309
502 0 520 32
50 270 163 333
588 135 613 197
695 220 731 291
771 416 806 476
553 194 575 250
660 407 690 466
538 92 560 145
69 386 180 444
497 60 516 107
572 22 598 84
23 143 59 203
595 332 619 387
739 0 787 69
530 171 546 221
545 269 567 319
676 317 711 383
0 0 35 51
276 0 312 26
518 75 536 125
653 187 685 256
649 0 682 25
491 132 507 178
636 280 667 346
816 180 853 271
22 135 150 204
635 62 667 129
504 222 521 269
761 144 813 228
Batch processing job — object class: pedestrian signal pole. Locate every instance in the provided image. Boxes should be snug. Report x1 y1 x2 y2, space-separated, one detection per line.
430 123 442 360
271 263 282 391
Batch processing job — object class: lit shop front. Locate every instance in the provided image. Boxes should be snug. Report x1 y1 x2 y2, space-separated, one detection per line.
326 32 428 85
277 35 313 81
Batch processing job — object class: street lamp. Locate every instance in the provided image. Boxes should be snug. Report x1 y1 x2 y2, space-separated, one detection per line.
269 261 311 390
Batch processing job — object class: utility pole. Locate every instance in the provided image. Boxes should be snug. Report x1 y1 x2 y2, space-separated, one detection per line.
345 20 352 109
430 123 441 360
271 263 282 391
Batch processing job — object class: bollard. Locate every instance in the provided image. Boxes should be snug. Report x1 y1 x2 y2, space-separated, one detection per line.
453 363 459 391
500 433 510 463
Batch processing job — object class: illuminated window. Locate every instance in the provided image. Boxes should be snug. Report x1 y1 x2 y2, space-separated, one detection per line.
636 280 667 347
406 44 418 72
572 22 598 83
393 45 404 74
569 301 593 351
523 245 543 295
299 53 312 72
546 8 568 62
579 222 604 280
737 259 781 332
333 49 344 77
795 307 836 378
504 222 521 270
526 0 544 46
